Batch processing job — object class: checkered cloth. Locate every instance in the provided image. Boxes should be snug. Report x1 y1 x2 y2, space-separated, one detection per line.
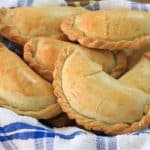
0 0 150 150
0 108 150 150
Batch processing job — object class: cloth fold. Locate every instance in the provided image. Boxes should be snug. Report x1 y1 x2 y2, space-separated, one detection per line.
0 0 150 150
0 108 150 150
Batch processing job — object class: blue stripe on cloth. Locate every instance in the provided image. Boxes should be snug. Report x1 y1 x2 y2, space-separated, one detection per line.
129 131 150 135
140 4 148 12
34 137 45 150
0 130 84 142
18 0 33 7
34 131 54 150
96 136 117 150
131 2 139 10
0 122 53 133
108 137 117 150
46 137 54 150
17 0 26 7
96 136 106 150
26 0 34 6
93 2 100 10
0 128 19 149
0 122 86 142
85 4 95 10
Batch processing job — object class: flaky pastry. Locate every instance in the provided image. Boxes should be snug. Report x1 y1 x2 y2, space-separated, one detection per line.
24 37 127 81
0 6 85 45
53 48 150 135
0 44 61 119
61 9 150 51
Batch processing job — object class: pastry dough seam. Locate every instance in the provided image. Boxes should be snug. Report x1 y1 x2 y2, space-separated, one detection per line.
53 48 150 135
61 15 150 51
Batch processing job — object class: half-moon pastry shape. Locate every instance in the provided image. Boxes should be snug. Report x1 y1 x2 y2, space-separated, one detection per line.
61 9 150 51
0 6 85 46
0 44 61 119
24 37 127 81
120 52 150 94
53 47 150 135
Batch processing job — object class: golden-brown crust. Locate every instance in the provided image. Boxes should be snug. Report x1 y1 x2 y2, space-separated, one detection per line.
0 8 27 45
0 7 86 46
120 51 150 94
0 24 28 46
53 47 150 135
61 10 150 51
24 38 53 81
0 43 62 119
24 37 127 82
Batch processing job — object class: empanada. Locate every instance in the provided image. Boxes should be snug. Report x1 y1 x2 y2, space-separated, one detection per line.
53 47 150 135
0 44 61 119
120 52 150 94
24 37 127 81
0 6 85 46
61 9 150 51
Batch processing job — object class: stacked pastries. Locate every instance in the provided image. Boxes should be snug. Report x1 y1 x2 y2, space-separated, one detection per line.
0 6 149 135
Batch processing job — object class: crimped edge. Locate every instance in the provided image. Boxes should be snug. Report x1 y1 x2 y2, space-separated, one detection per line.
61 15 150 51
0 43 62 119
0 8 28 46
24 38 53 82
53 47 150 135
24 37 127 82
0 8 68 46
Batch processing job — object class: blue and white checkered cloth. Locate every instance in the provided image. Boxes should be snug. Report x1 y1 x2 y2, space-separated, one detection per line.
0 0 150 150
0 108 150 150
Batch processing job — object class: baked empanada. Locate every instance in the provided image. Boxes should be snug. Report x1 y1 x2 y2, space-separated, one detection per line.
61 9 150 51
53 47 150 135
0 6 85 45
24 37 127 81
120 52 150 94
0 44 61 119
